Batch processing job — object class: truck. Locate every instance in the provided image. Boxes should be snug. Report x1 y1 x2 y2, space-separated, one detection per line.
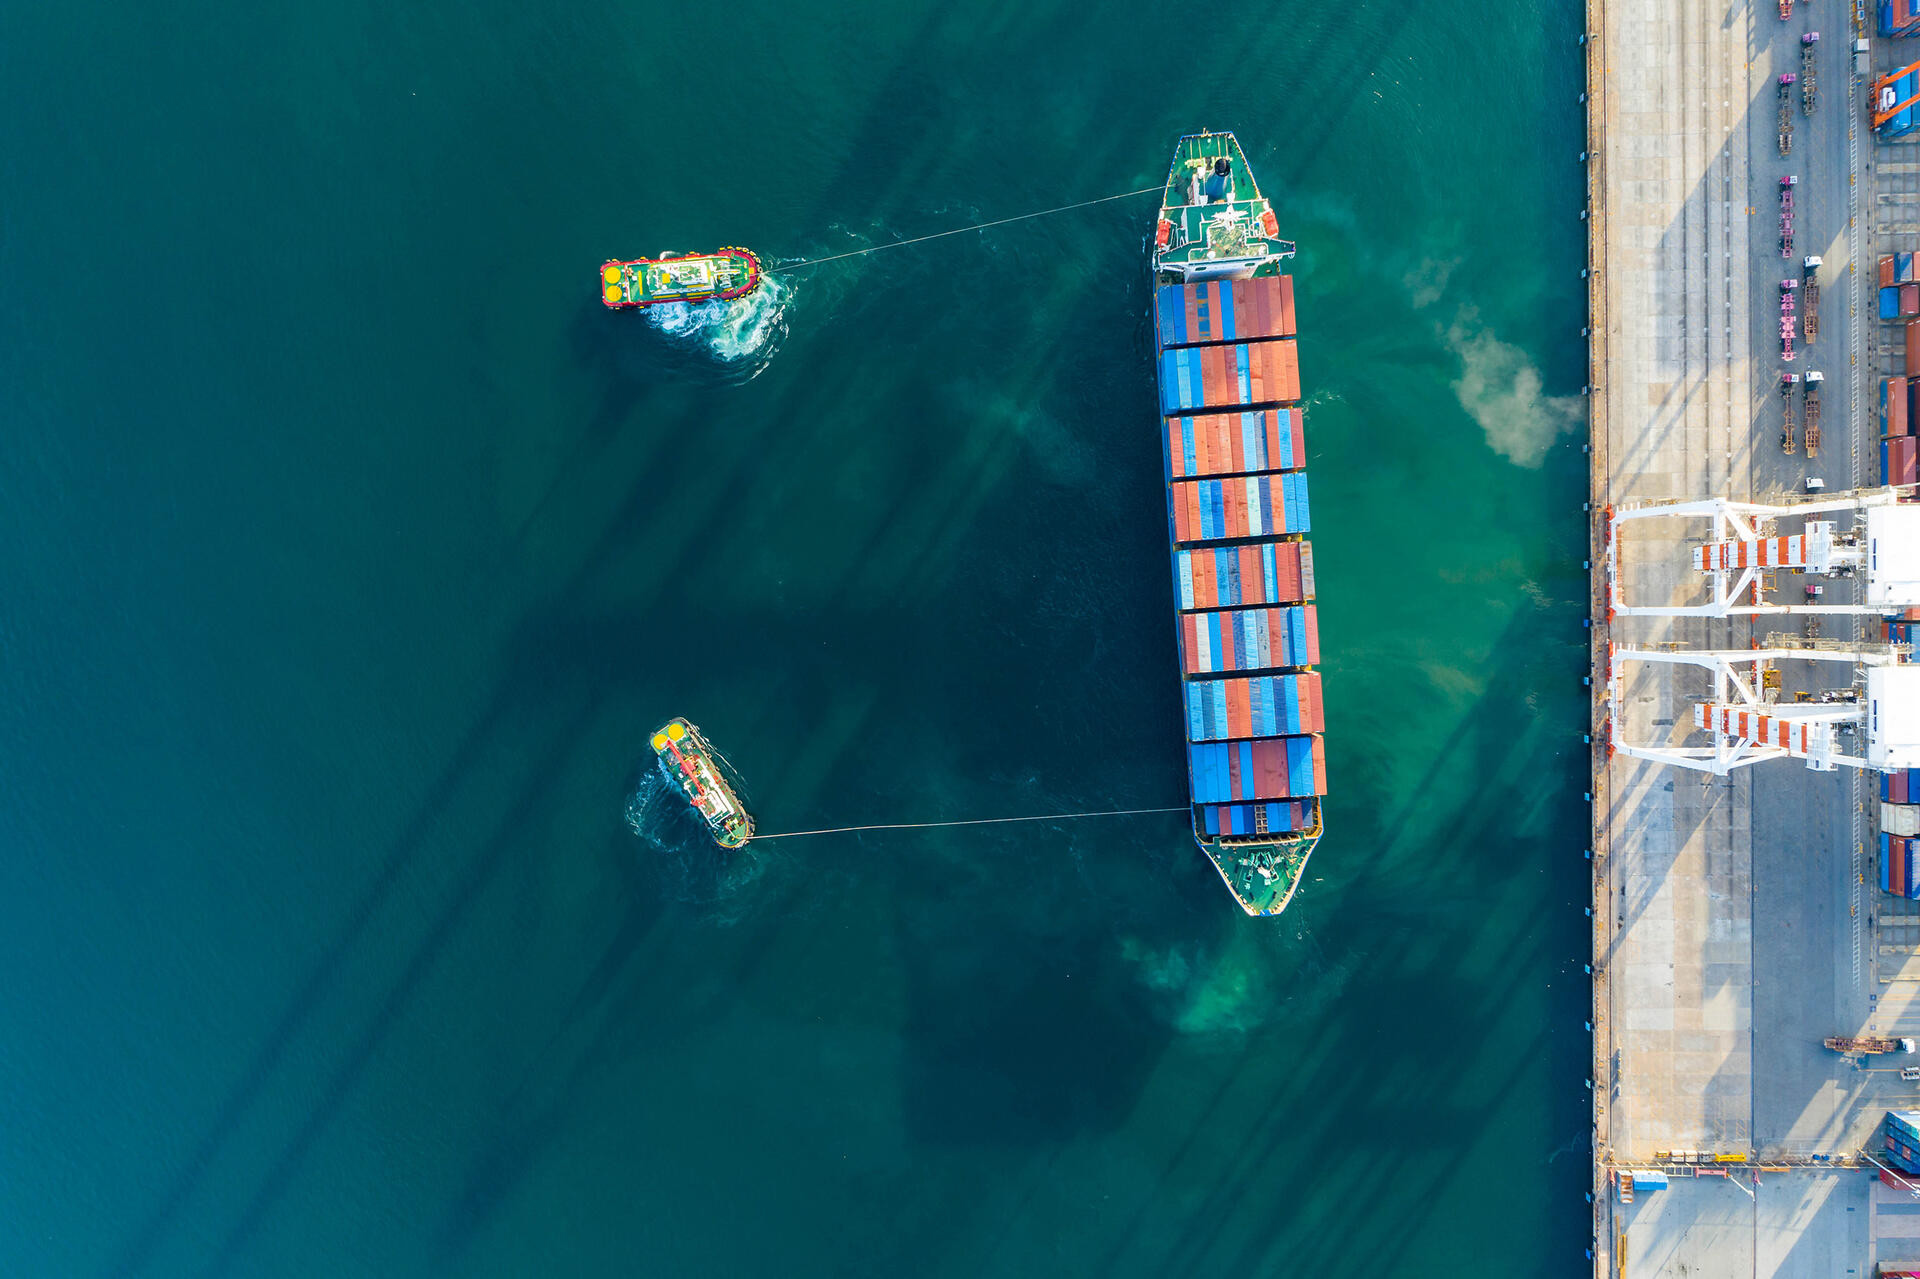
1781 174 1796 259
1780 73 1797 154
1803 255 1822 341
1781 278 1799 362
1783 371 1800 454
1805 370 1824 457
1803 32 1820 114
1824 1035 1917 1054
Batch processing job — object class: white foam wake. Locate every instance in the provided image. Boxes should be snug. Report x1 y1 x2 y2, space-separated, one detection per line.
640 273 791 377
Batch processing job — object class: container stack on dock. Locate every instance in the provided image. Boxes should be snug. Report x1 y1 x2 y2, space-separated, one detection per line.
1153 274 1327 886
1882 254 1920 486
1884 0 1920 37
1888 1113 1920 1177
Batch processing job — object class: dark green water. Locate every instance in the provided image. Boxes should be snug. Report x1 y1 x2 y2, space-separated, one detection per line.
1 2 1593 1274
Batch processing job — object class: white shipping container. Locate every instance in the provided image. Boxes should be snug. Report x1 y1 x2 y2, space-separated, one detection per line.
1886 803 1920 837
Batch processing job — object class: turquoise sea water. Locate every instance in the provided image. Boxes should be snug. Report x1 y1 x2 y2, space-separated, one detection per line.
1 1 1591 1274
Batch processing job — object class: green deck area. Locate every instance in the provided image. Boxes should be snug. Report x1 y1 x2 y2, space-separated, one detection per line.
1200 824 1320 916
1155 131 1293 278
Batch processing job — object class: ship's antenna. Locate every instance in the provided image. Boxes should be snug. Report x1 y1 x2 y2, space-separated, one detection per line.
749 805 1188 840
768 185 1167 273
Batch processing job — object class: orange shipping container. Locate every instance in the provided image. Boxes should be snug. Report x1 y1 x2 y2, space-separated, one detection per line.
1227 679 1253 738
1908 320 1920 373
1886 255 1900 289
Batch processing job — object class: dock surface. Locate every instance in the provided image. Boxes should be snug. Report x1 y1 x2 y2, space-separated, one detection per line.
1588 0 1918 1273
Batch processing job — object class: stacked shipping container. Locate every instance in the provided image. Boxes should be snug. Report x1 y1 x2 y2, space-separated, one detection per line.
1885 832 1920 898
1882 254 1920 486
1154 272 1327 844
1889 1112 1920 1176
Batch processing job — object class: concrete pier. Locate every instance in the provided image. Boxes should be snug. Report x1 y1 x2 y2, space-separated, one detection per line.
1586 0 1915 1273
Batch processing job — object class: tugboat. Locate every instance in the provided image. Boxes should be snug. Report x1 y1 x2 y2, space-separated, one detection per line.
601 248 761 308
650 718 753 849
1151 132 1326 916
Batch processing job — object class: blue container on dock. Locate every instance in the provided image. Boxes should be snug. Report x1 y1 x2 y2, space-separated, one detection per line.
1885 287 1904 320
1888 72 1920 138
1630 1170 1668 1190
1891 1112 1920 1144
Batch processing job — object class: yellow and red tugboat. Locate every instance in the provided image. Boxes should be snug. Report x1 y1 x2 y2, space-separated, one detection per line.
601 249 761 308
650 718 753 849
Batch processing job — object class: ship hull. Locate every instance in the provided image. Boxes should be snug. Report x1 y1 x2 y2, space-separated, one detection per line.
650 719 753 849
1149 132 1326 917
602 248 761 308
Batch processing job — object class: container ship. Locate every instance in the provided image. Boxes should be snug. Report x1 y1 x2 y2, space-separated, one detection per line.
1150 131 1326 916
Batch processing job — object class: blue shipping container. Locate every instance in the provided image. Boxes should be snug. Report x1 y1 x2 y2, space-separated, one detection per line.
1885 287 1904 320
1891 1111 1920 1141
1630 1170 1668 1190
1183 675 1314 742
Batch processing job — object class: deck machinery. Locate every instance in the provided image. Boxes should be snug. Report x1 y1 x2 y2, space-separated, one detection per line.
1604 489 1920 775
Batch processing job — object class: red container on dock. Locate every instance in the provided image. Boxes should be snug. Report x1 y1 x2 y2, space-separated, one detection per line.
1903 284 1919 319
1907 321 1920 373
1890 436 1920 487
1890 378 1911 437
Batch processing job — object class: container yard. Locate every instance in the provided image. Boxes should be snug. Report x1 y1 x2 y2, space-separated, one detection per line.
1150 131 1325 917
1583 0 1920 1267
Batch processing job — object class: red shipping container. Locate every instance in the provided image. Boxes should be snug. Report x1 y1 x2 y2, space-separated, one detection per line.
1891 437 1920 487
1904 283 1919 318
1311 736 1328 795
1248 340 1301 405
1892 378 1911 437
1302 605 1322 664
1907 321 1920 372
1169 410 1308 477
1895 770 1913 805
1886 256 1901 289
1253 739 1287 796
1910 379 1920 437
1275 275 1296 336
1227 679 1253 738
1298 672 1323 732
